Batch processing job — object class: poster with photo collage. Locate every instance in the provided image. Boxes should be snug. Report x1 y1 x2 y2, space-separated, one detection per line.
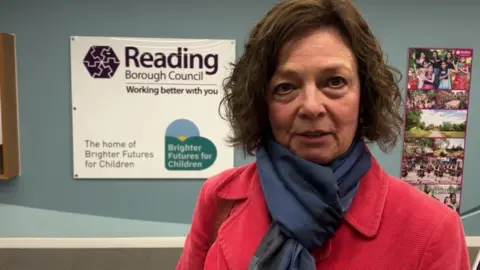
401 48 473 214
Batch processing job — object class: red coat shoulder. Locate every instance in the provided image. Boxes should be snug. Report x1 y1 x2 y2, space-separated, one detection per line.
385 176 456 228
202 162 257 200
382 176 469 269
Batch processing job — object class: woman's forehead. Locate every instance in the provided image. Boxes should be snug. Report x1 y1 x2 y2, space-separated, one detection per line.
274 28 356 74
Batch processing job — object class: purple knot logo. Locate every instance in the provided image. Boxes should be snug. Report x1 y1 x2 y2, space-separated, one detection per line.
83 46 120 78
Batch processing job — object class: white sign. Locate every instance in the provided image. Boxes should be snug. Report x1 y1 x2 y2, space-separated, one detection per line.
70 36 236 179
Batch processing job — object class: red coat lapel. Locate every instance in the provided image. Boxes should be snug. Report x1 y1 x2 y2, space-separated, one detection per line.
214 164 271 270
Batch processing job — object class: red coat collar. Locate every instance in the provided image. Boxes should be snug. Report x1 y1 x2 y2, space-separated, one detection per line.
215 153 389 238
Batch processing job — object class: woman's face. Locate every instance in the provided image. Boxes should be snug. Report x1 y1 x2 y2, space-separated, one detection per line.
433 51 438 58
420 52 426 58
441 62 447 70
267 27 360 164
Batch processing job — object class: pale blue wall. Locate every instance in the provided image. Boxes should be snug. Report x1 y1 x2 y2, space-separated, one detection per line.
0 0 479 237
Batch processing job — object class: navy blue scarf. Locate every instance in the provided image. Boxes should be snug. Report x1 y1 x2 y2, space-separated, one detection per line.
249 140 371 269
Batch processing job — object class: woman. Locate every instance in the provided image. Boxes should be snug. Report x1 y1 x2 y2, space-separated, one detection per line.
415 51 427 69
455 56 470 90
444 196 456 210
422 63 435 90
438 61 452 90
177 0 470 269
430 50 442 88
407 69 419 90
450 193 461 213
445 50 458 87
416 61 429 89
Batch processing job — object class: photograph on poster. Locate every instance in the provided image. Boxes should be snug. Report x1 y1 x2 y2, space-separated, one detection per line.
405 109 467 138
434 138 464 157
434 90 468 109
401 157 463 185
401 47 473 213
406 90 436 109
403 138 434 157
415 184 461 212
408 48 473 91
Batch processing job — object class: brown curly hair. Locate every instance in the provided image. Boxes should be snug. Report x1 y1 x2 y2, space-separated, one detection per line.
220 0 403 156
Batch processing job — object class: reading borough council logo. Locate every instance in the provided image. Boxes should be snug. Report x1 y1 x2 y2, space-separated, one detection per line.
83 46 120 78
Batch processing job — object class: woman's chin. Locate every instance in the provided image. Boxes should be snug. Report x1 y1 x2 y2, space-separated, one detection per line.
294 149 335 165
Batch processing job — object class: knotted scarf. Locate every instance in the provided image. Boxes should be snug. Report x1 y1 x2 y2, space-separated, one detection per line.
249 140 371 269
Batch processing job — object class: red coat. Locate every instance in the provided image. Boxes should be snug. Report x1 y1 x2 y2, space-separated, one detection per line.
177 155 470 270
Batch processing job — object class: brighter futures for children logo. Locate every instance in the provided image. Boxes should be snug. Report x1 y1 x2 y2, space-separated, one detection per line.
83 46 120 78
164 119 217 171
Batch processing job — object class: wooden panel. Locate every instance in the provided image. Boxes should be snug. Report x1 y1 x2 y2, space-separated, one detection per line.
0 33 20 180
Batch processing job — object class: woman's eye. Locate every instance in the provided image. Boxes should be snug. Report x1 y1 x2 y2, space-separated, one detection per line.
327 76 347 89
274 83 296 95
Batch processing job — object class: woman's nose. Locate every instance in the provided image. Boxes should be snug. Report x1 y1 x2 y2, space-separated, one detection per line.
298 85 327 119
